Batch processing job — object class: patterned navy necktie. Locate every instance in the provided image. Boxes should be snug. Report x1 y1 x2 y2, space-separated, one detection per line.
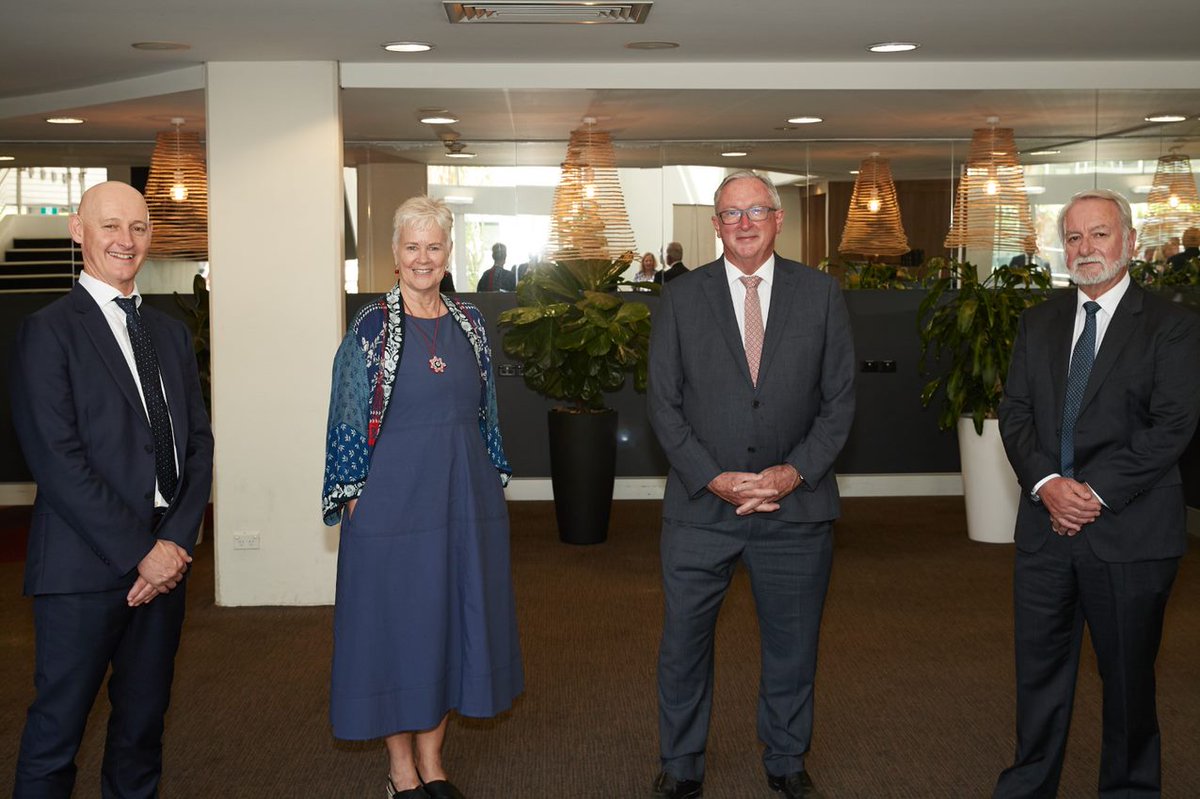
114 297 178 502
1059 301 1101 478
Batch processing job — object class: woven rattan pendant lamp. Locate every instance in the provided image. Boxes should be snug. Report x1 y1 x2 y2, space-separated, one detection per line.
548 117 636 261
145 117 208 260
839 154 910 257
1138 148 1200 250
944 118 1035 252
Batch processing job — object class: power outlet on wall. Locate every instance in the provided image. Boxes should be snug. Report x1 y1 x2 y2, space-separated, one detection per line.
232 532 260 550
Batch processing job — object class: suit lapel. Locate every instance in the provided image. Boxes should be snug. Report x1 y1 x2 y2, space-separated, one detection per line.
757 259 800 389
700 263 753 386
70 284 146 421
1047 293 1075 419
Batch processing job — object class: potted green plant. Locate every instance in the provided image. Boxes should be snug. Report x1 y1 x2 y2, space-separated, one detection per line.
498 257 653 544
917 258 1051 542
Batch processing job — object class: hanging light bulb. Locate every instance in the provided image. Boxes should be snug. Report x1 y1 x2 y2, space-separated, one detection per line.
169 119 188 202
985 178 999 195
867 196 882 213
1168 194 1181 208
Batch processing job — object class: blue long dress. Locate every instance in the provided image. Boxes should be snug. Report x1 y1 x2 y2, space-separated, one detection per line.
330 312 524 740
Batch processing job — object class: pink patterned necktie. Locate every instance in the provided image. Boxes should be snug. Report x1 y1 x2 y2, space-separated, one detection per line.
740 275 764 386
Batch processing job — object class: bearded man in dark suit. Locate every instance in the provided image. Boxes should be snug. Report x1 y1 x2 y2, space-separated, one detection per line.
993 189 1200 798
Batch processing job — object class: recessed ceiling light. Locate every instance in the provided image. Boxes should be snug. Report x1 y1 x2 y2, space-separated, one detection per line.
1022 186 1046 195
1132 185 1154 195
849 170 860 175
46 117 85 125
383 41 434 53
1026 149 1061 156
421 114 459 125
443 195 474 204
786 116 823 125
0 155 14 161
131 41 191 51
446 152 476 159
624 41 679 50
721 151 748 158
868 42 919 53
1144 114 1186 123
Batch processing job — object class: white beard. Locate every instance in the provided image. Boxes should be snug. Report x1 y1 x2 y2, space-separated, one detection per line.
1067 254 1125 286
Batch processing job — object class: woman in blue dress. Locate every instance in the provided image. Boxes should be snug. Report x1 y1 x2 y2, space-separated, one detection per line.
322 196 523 799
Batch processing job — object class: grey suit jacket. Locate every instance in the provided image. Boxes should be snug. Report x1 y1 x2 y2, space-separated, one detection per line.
648 256 856 525
999 281 1200 562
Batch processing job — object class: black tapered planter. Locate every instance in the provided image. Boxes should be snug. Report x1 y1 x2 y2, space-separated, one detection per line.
548 408 617 545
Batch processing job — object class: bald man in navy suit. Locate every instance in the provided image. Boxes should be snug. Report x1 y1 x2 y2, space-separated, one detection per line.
10 181 213 798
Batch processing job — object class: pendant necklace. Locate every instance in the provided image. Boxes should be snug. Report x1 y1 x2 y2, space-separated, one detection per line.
404 300 446 374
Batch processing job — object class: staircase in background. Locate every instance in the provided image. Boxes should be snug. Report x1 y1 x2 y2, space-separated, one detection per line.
0 237 78 293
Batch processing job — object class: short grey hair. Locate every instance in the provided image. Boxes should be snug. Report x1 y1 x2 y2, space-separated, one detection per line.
1057 188 1134 249
713 170 782 212
392 196 452 246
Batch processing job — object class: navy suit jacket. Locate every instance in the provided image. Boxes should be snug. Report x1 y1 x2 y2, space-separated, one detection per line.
999 281 1200 562
648 256 856 525
10 283 214 595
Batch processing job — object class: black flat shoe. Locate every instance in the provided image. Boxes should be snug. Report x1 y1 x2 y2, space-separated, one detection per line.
420 777 466 799
387 777 430 799
767 770 824 799
652 771 703 799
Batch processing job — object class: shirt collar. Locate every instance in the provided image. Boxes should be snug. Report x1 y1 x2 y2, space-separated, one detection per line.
1075 270 1130 317
78 270 141 309
724 254 775 288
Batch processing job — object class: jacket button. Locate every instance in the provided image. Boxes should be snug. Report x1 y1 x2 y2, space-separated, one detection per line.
747 446 756 453
752 400 761 408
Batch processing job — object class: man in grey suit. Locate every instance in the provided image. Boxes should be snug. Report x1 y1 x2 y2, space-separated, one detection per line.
993 189 1200 798
647 171 856 799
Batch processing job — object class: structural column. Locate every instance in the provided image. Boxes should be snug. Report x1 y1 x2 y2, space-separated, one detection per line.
206 62 344 605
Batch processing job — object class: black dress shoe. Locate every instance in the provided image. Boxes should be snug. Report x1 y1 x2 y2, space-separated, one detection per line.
767 770 824 799
387 777 430 799
652 771 703 799
420 779 466 799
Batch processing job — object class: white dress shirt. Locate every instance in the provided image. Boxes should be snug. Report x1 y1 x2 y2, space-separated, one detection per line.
724 255 775 347
77 270 178 507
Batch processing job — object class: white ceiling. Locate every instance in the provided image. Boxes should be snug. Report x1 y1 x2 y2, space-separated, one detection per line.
1 0 1198 179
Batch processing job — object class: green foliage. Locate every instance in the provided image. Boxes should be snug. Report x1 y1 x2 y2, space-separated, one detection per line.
837 259 928 290
498 258 653 412
1128 257 1200 288
173 273 211 413
917 259 1051 435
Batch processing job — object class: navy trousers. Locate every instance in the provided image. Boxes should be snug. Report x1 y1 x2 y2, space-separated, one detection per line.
14 580 188 799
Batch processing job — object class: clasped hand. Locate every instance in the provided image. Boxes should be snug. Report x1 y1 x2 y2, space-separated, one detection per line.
127 539 192 607
708 464 802 516
1039 476 1101 536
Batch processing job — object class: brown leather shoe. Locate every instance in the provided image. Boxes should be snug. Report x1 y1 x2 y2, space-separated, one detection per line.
767 770 824 799
652 771 703 799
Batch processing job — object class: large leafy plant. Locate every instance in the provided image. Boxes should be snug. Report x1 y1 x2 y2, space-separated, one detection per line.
918 258 1051 434
497 258 653 412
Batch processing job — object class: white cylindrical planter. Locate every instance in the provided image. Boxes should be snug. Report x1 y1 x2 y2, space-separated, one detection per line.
957 417 1020 543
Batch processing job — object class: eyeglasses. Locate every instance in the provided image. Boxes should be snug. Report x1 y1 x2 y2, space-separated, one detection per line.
716 206 776 225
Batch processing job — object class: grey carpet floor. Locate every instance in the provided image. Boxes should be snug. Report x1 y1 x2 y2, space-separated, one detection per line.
1 497 1197 797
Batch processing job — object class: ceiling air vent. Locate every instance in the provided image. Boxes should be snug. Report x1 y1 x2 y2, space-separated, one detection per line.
444 1 652 24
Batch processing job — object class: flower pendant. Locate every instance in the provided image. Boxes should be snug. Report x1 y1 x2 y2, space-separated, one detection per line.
428 355 447 374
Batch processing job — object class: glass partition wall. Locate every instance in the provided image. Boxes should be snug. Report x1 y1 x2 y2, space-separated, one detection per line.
344 88 1200 294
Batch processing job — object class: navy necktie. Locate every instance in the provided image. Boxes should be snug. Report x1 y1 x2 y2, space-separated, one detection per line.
114 297 178 502
1059 301 1100 478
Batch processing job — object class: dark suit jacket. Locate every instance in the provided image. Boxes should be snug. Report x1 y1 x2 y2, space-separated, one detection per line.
999 281 1200 562
475 265 516 292
648 256 856 525
1167 246 1199 272
10 284 214 595
662 262 688 282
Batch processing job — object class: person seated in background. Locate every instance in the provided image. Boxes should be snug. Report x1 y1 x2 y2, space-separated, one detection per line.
632 251 662 288
475 242 515 291
1167 227 1200 271
662 241 689 282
